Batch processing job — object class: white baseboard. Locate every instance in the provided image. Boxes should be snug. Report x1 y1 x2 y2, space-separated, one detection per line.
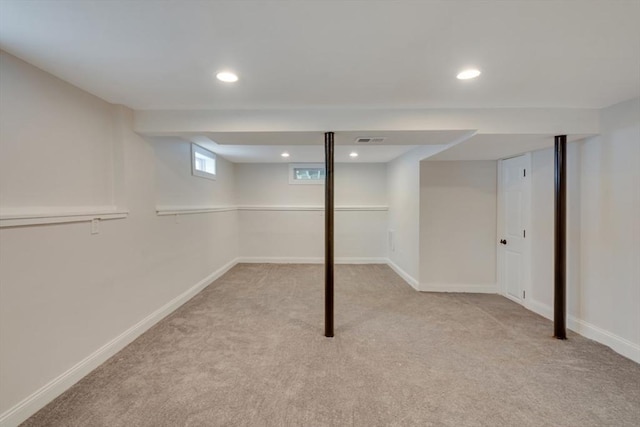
420 283 497 293
568 317 640 363
526 298 553 320
526 298 640 364
386 259 420 291
337 257 387 264
239 256 324 264
237 257 387 264
0 258 239 427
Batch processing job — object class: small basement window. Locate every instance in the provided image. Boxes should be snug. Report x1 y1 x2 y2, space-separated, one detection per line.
192 144 216 180
289 163 325 185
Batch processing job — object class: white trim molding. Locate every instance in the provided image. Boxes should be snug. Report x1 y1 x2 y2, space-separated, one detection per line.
525 298 553 320
420 283 498 293
0 258 239 427
237 205 388 212
155 205 389 216
527 299 640 364
238 257 388 264
386 259 420 291
0 207 128 228
156 205 237 216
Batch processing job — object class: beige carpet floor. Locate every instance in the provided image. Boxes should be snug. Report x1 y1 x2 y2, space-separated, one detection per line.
23 264 640 426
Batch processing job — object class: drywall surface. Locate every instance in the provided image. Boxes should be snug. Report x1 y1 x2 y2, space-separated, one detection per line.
419 161 497 290
0 52 239 422
235 163 387 260
529 148 556 308
153 138 236 208
235 162 387 206
578 98 639 356
386 152 420 284
530 144 581 312
529 97 639 361
0 51 114 209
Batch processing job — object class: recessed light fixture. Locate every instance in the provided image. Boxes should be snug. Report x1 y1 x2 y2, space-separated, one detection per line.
216 71 239 83
456 69 481 80
281 152 290 158
349 152 359 158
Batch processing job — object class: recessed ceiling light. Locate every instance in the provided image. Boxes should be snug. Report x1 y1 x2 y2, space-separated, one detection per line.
216 71 238 82
349 152 359 158
456 69 481 80
281 152 290 158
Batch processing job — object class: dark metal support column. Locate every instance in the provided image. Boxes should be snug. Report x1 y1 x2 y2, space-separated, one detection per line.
554 135 567 339
324 132 334 338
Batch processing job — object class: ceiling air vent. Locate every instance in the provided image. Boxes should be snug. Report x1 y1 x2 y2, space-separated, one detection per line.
355 137 385 144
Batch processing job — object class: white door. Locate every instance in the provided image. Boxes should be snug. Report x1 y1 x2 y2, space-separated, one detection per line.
500 154 529 303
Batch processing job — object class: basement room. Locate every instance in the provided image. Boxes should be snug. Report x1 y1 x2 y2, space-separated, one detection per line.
0 1 638 426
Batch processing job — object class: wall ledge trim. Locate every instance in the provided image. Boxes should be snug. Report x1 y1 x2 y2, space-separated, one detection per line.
526 299 640 364
0 207 128 228
0 258 239 427
156 205 237 216
154 205 389 216
238 205 388 212
420 283 498 293
237 256 388 264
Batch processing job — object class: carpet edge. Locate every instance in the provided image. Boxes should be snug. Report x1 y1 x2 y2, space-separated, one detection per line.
0 257 240 427
527 298 640 364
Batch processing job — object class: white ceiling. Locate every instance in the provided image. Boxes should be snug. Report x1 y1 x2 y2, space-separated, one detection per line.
200 144 419 164
199 130 467 146
174 133 597 163
428 134 591 161
170 130 473 163
1 0 638 110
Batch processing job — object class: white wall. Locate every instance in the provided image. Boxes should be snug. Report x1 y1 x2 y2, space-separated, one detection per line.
153 138 236 208
235 163 388 261
386 152 421 286
0 51 114 210
530 148 556 309
530 145 581 313
529 97 640 362
578 98 639 359
419 161 497 292
0 52 239 424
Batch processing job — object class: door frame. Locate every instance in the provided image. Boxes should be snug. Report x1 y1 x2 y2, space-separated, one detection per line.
497 152 532 307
